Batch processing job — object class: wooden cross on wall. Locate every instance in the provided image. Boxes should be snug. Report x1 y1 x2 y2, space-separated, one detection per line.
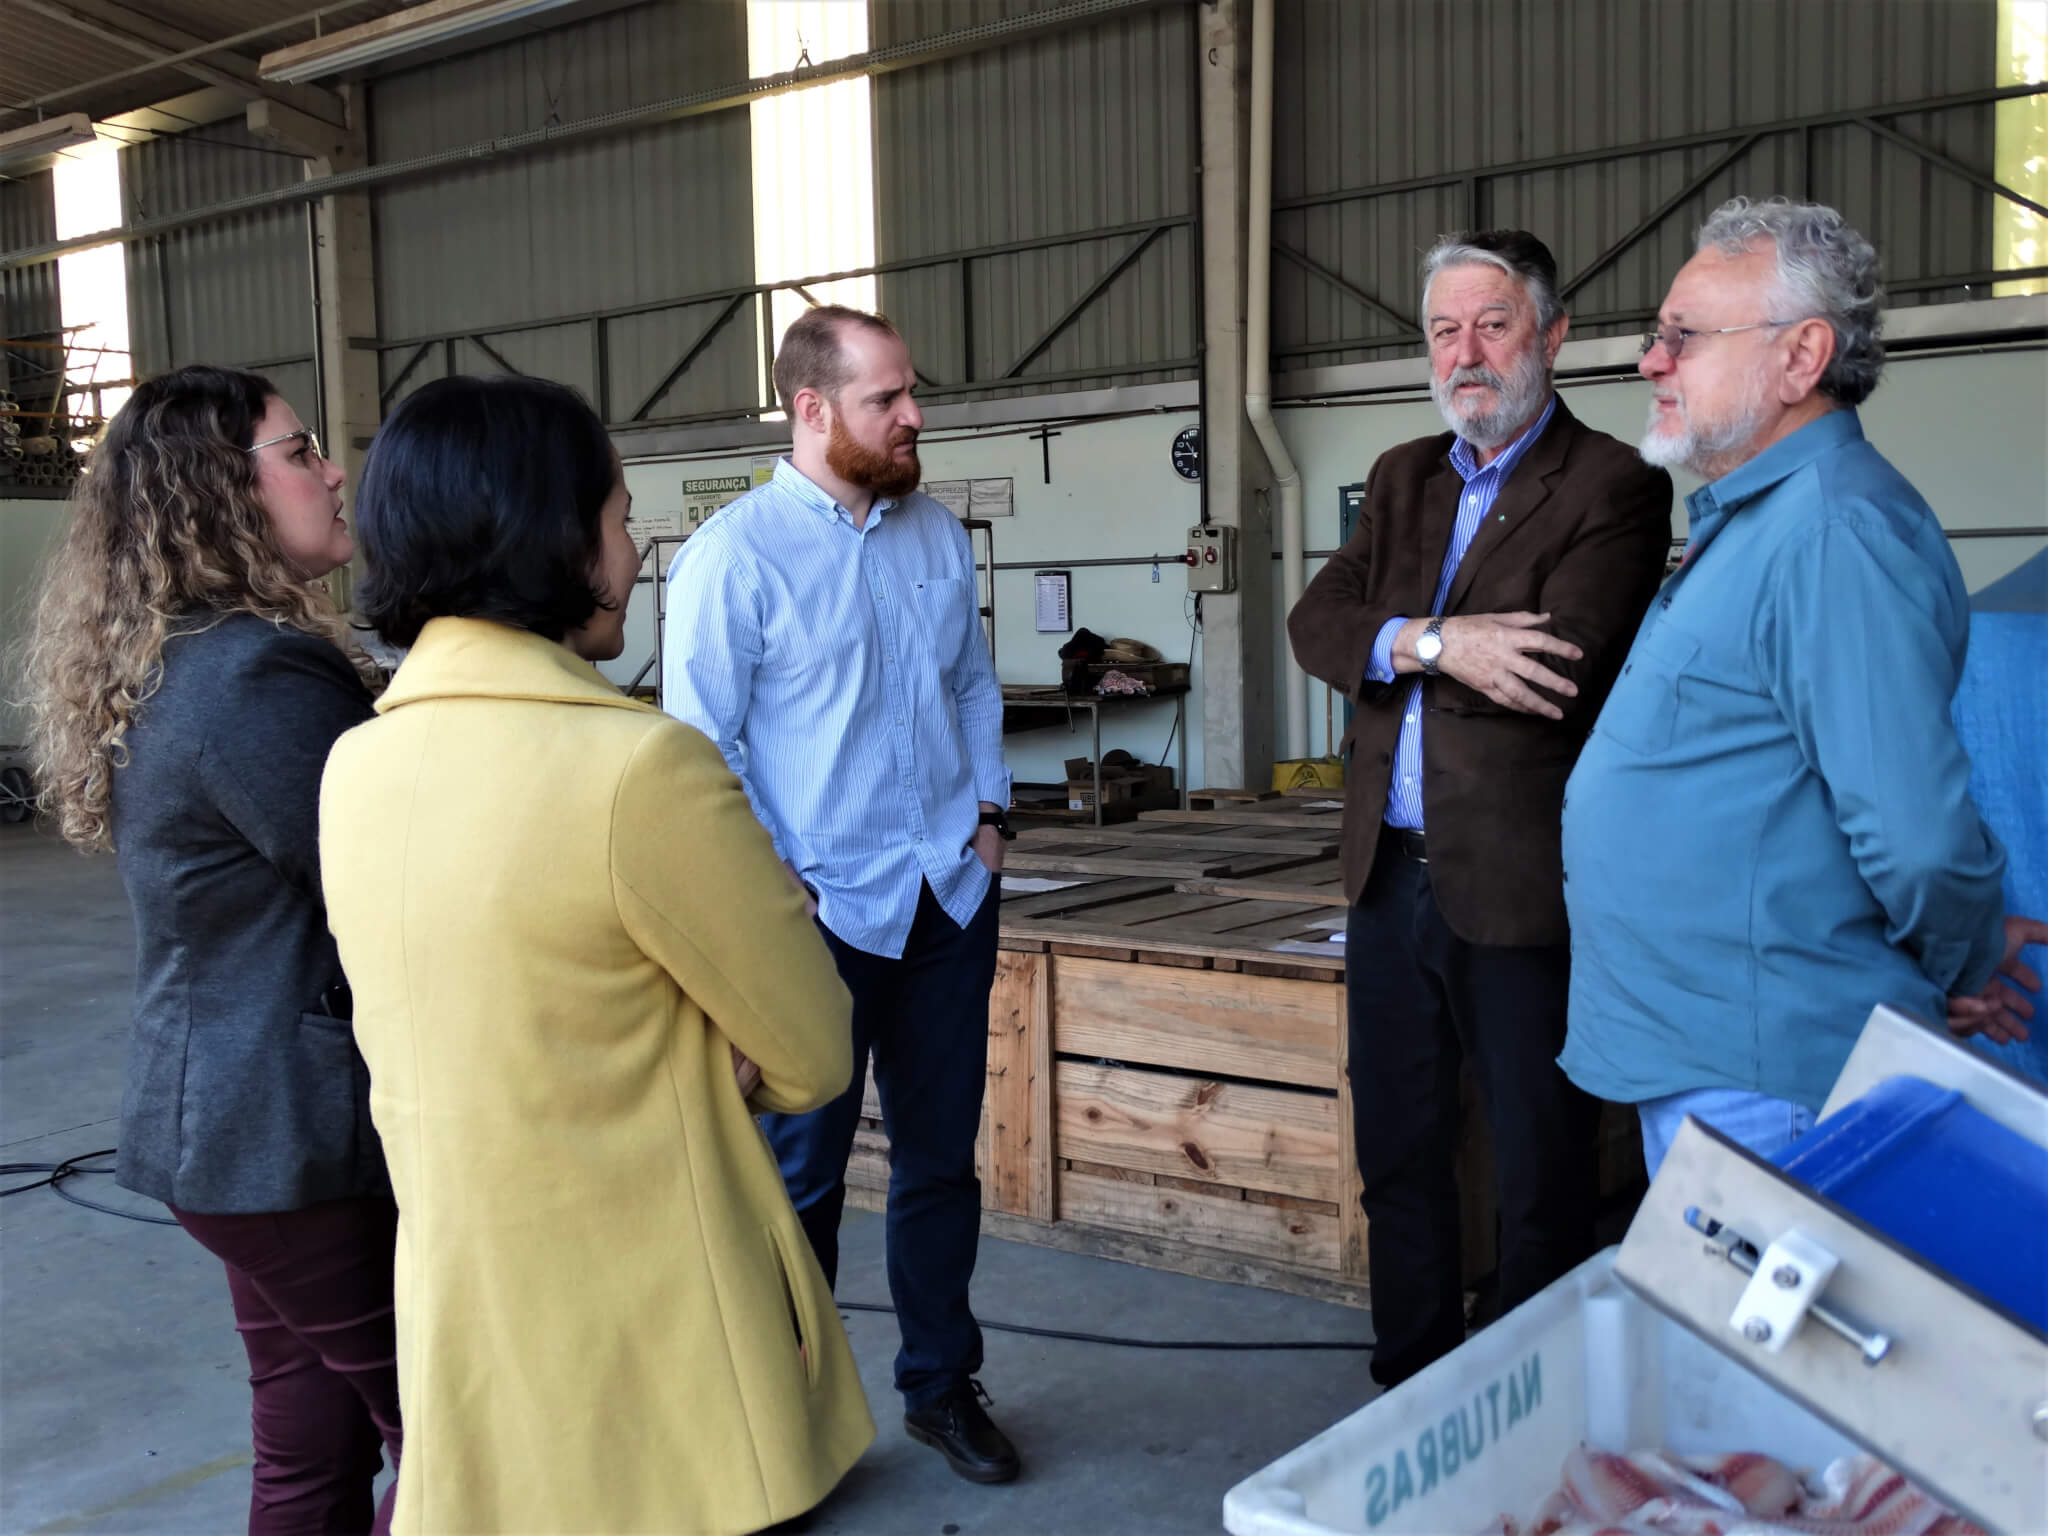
1028 424 1062 485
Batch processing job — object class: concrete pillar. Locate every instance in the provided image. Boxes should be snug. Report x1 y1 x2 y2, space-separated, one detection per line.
249 87 380 613
1195 0 1274 793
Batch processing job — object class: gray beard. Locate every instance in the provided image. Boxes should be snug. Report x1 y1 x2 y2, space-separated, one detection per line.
1637 391 1775 480
1432 347 1552 452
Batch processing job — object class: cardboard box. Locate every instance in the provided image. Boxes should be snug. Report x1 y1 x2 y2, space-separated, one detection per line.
1064 764 1175 812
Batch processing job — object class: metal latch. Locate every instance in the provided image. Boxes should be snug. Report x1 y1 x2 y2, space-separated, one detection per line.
1685 1206 1893 1366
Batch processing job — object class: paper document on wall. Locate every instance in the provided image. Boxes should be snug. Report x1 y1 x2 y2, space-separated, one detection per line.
924 480 971 518
969 477 1014 517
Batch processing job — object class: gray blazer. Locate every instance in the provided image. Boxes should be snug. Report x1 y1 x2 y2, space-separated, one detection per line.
111 613 386 1213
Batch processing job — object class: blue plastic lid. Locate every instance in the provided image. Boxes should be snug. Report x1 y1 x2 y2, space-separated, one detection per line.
1774 1075 2048 1332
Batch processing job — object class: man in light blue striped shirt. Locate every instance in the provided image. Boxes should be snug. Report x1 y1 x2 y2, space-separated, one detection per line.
664 306 1021 1487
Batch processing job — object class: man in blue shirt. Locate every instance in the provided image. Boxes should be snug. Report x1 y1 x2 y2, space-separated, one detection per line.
1562 198 2047 1175
664 306 1020 1485
1289 231 1673 1388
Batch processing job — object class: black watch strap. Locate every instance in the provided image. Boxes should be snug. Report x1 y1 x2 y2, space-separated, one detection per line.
979 809 1016 841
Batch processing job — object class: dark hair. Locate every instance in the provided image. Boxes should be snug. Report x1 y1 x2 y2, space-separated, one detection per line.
771 304 903 415
1423 229 1565 331
355 375 618 648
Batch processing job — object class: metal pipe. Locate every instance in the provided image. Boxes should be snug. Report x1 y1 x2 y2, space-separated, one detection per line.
304 204 326 452
1245 0 1308 761
1 0 1184 272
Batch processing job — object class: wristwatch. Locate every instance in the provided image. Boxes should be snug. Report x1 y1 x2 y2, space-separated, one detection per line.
979 808 1017 842
1415 616 1446 676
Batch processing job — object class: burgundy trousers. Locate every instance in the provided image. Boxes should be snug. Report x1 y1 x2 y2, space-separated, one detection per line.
171 1196 403 1535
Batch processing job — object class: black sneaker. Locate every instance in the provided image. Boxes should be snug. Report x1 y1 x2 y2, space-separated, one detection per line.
903 1379 1022 1485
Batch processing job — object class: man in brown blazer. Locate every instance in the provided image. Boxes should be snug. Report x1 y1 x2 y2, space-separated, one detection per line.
1288 229 1672 1388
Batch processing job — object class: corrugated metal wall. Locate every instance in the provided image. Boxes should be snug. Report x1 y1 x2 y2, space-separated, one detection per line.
368 0 755 421
121 120 319 415
871 0 1199 399
1 172 60 400
1272 0 2002 370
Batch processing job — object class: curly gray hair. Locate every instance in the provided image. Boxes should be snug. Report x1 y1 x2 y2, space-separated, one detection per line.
1695 197 1884 405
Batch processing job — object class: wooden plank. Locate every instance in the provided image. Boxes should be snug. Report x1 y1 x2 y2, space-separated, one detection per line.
1140 808 1343 830
1005 921 1345 974
1006 850 1238 879
1173 874 1350 908
1015 826 1336 856
998 877 1168 919
1188 787 1282 807
1059 1168 1339 1272
1055 1062 1341 1202
847 1122 891 1195
1052 942 1135 962
1242 959 1342 982
1337 1000 1368 1281
984 951 1053 1221
1052 955 1342 1087
1072 890 1242 926
1139 898 1316 936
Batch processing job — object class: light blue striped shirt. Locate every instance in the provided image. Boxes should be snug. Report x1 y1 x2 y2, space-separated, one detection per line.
663 458 1010 959
1368 394 1558 830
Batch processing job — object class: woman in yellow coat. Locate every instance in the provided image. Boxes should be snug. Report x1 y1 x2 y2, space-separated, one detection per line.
320 375 873 1534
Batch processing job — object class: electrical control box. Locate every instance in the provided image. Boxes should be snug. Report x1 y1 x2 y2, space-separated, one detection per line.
1186 524 1237 593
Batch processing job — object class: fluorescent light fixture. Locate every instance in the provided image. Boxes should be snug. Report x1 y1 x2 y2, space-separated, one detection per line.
260 0 586 83
0 113 100 174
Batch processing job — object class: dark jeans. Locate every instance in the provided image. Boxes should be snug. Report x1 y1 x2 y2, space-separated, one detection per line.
1345 825 1597 1389
171 1196 403 1536
762 877 999 1411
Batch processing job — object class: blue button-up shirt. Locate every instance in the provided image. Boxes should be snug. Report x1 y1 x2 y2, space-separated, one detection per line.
663 459 1010 958
1560 410 2008 1112
1368 394 1557 828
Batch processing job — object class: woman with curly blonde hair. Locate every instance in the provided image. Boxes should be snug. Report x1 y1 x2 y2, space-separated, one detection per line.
23 364 402 1534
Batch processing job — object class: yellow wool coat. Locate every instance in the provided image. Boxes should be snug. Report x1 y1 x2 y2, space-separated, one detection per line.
319 617 874 1535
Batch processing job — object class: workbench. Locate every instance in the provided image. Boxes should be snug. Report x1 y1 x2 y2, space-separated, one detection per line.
999 683 1189 827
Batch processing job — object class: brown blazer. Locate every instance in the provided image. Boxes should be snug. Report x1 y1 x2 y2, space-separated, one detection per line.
1287 396 1672 947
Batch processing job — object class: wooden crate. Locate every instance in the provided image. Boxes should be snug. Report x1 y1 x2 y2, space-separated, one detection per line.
842 811 1505 1309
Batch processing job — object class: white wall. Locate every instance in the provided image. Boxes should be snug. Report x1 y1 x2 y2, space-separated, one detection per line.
622 325 2046 790
0 498 71 748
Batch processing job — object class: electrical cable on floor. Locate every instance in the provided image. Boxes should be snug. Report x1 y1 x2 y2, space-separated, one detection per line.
5 1151 1377 1351
0 1147 181 1225
837 1300 1372 1352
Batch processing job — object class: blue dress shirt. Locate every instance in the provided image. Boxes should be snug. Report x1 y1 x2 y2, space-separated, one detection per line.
1560 409 2008 1112
1369 395 1558 829
663 459 1010 959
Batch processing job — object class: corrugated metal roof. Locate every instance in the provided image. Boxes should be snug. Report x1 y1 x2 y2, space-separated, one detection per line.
0 170 60 397
0 1 407 135
1272 0 2004 370
872 0 1198 398
366 0 756 419
121 118 314 404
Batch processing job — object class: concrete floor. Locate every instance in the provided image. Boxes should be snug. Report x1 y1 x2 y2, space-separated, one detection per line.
1 823 1380 1534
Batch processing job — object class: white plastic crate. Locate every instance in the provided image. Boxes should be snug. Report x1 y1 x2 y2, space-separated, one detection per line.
1223 1248 1858 1536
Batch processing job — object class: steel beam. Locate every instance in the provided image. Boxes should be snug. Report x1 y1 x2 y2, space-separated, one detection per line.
1001 225 1165 378
1558 134 1762 302
8 0 347 128
1857 116 2048 222
629 294 748 421
1270 240 1418 334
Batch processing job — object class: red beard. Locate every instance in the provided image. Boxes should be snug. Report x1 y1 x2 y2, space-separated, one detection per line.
826 414 921 499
